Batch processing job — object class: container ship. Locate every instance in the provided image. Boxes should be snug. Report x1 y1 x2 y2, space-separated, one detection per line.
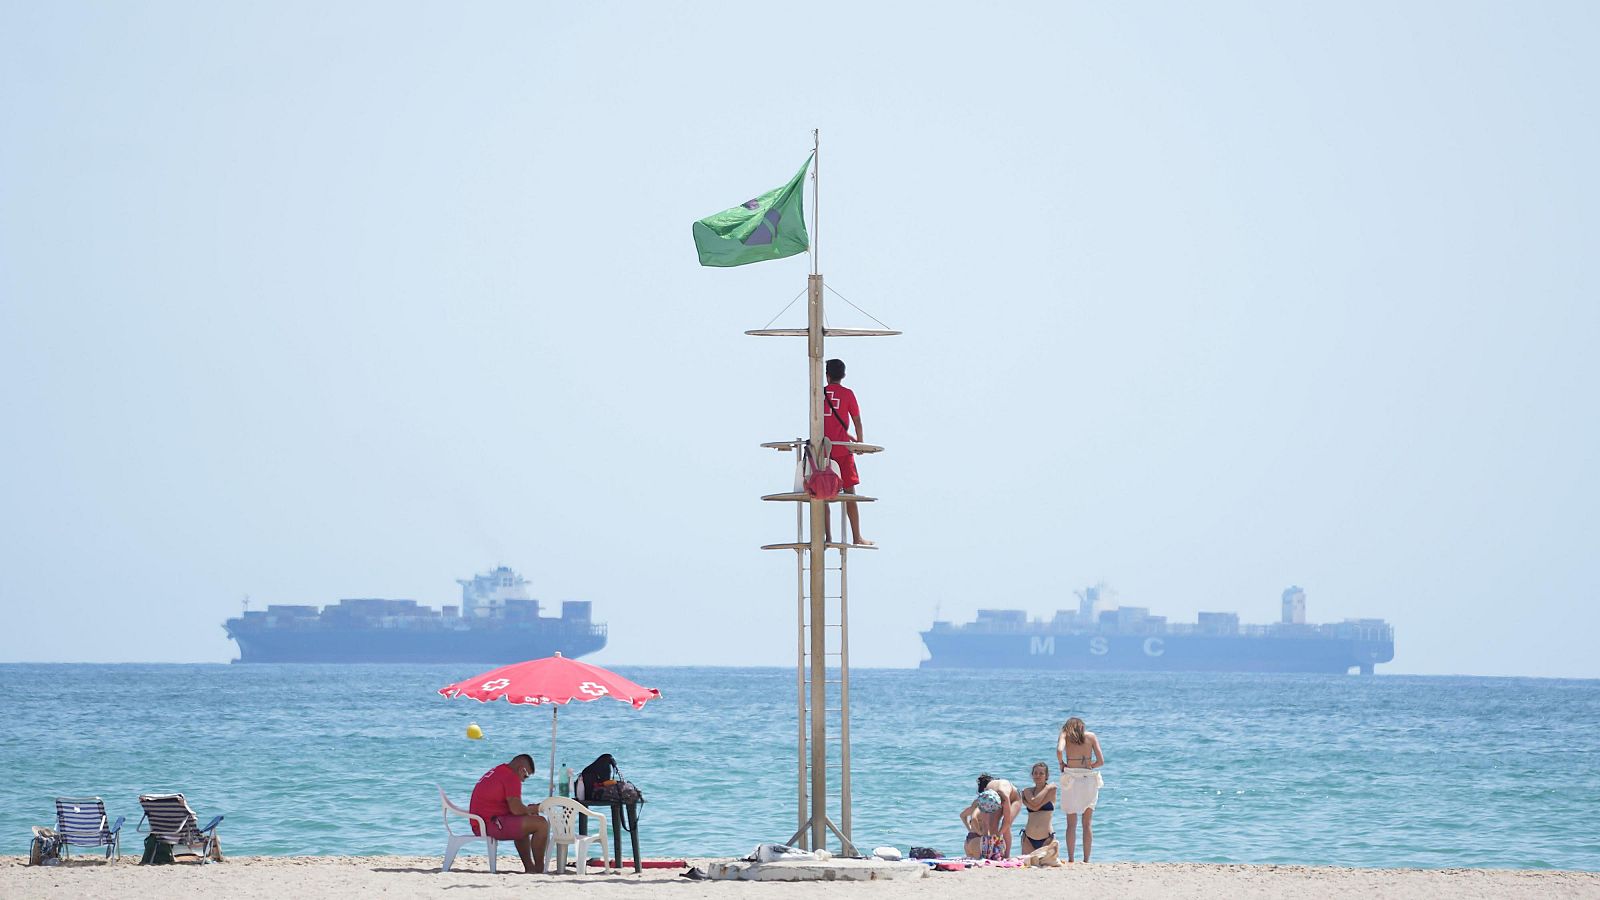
224 566 606 663
920 585 1393 674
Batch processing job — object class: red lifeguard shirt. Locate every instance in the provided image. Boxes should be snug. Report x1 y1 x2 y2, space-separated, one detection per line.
469 763 522 824
823 383 859 443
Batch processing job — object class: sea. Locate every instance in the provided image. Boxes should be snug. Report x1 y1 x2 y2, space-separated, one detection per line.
1 665 1597 870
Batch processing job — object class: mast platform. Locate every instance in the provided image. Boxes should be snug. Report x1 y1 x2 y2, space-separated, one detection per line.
760 542 878 551
745 327 901 338
761 439 884 454
762 492 876 503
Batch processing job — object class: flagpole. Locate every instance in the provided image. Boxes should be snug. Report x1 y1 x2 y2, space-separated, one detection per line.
811 128 820 277
805 125 821 846
804 127 828 852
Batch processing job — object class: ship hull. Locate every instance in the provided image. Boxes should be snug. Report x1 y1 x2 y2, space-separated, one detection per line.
920 630 1393 674
226 624 606 664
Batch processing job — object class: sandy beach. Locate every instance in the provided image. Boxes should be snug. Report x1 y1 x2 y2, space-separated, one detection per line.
3 855 1597 899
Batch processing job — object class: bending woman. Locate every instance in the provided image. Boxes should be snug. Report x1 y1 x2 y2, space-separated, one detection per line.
957 779 1006 860
1019 761 1058 854
1056 717 1104 862
979 774 1024 857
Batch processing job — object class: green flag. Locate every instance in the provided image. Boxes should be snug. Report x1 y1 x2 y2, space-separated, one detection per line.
692 154 812 267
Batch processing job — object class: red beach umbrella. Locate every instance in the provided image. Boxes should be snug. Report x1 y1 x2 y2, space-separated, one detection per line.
439 653 661 796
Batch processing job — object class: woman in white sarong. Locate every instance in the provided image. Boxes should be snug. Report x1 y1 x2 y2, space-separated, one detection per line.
1056 716 1104 862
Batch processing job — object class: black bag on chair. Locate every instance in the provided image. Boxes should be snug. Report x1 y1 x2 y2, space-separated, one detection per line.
580 753 644 808
578 754 618 803
593 779 643 804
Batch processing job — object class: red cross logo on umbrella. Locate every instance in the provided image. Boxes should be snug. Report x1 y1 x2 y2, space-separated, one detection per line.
578 681 610 697
480 678 511 691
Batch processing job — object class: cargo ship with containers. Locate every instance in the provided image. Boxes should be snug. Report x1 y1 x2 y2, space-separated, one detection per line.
920 585 1394 674
224 566 606 663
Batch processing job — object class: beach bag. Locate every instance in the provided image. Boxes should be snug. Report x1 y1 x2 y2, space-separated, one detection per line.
581 753 644 807
803 442 841 500
1024 841 1060 867
28 827 62 866
578 754 619 803
592 778 643 805
908 846 940 860
140 833 175 865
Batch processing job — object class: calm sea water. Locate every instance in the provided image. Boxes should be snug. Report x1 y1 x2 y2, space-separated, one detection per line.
1 665 1596 870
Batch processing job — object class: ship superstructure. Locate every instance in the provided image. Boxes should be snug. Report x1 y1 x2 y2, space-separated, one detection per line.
920 585 1393 674
224 566 606 663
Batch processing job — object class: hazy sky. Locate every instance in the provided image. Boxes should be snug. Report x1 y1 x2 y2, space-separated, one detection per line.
2 2 1596 676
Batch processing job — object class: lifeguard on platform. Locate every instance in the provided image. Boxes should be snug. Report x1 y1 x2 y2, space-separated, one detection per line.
823 358 872 547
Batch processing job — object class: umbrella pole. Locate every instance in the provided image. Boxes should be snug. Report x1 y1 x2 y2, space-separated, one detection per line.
549 705 559 797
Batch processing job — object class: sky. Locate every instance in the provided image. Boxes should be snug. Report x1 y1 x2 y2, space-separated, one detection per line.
1 1 1596 676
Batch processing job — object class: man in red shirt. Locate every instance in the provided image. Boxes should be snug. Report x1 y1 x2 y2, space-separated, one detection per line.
823 358 872 546
469 754 549 873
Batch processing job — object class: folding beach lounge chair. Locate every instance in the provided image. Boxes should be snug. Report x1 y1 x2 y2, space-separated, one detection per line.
137 793 223 862
538 796 607 876
438 784 501 873
53 797 124 861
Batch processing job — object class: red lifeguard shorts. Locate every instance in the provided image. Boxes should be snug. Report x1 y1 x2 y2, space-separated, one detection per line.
478 814 525 840
829 445 860 489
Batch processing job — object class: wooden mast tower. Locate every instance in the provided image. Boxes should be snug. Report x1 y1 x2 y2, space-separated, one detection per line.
747 130 898 853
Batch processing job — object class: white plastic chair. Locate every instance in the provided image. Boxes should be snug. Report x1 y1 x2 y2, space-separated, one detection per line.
538 796 607 876
438 785 498 873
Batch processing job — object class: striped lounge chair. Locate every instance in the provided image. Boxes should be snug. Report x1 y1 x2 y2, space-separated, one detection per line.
137 793 223 862
53 796 124 861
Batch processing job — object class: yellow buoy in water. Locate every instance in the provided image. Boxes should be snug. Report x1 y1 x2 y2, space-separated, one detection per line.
466 722 484 740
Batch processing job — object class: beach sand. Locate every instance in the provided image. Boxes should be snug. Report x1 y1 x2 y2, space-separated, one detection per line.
3 856 1597 899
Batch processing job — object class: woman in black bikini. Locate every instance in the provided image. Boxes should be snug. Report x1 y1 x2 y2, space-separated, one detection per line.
1019 761 1058 854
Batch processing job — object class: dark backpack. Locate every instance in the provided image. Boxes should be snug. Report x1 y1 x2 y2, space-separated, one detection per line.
140 833 175 865
578 754 619 802
579 753 644 809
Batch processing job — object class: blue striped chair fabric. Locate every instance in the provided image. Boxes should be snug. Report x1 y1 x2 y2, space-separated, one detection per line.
53 796 124 860
137 793 223 859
